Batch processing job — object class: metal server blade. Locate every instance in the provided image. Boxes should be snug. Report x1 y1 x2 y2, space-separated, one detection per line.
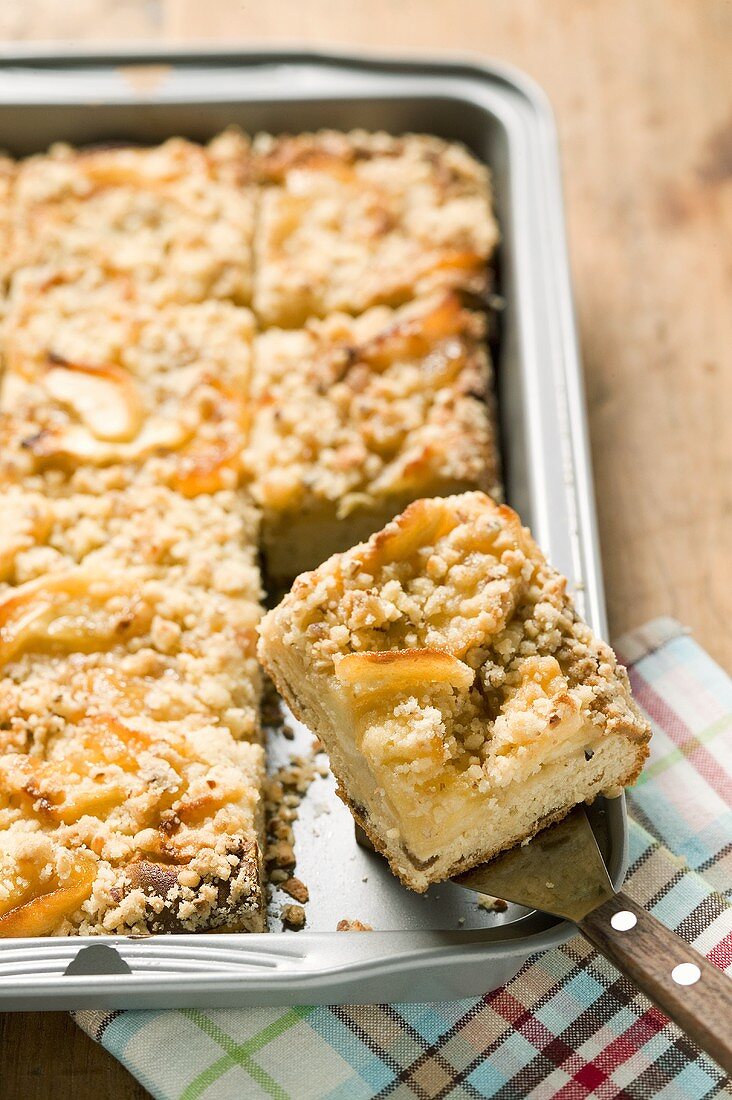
452 807 615 922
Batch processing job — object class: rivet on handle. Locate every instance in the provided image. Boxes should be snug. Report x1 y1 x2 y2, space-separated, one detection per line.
671 963 701 986
610 910 637 931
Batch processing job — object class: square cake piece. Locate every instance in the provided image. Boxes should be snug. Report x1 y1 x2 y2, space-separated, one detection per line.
253 130 499 327
259 492 650 891
0 720 265 936
0 273 254 496
2 131 255 305
0 485 266 935
249 293 501 582
0 484 263 746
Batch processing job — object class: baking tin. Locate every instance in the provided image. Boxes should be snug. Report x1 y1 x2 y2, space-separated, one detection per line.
0 48 626 1009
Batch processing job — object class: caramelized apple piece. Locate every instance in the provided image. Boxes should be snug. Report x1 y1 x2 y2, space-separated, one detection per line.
336 648 474 692
0 499 52 582
1 754 129 824
0 851 96 937
0 568 139 666
366 498 458 566
360 294 467 369
23 416 189 467
43 360 144 443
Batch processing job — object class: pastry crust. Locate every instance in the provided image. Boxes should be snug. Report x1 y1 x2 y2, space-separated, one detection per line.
258 492 650 891
249 293 501 580
0 486 265 936
253 130 499 327
1 131 255 305
0 274 254 495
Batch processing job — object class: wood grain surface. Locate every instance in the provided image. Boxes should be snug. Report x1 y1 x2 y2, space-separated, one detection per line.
0 2 730 1099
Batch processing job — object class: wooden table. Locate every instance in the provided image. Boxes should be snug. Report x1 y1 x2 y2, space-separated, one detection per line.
1 2 729 1097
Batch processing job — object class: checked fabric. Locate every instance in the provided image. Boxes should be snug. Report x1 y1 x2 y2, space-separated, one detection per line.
75 618 732 1099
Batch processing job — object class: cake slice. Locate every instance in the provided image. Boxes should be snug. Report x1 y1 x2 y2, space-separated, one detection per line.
2 130 254 305
253 130 499 327
0 275 254 496
0 720 265 936
0 485 266 935
258 492 650 891
249 293 500 582
0 485 264 747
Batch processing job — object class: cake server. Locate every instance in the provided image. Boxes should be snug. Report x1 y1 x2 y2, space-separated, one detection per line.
453 807 732 1074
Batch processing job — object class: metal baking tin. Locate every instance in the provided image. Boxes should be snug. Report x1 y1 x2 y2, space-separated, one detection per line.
0 48 627 1009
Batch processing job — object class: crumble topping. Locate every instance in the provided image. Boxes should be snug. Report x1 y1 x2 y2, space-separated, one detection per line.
1 127 503 929
0 283 254 495
261 492 650 804
280 877 309 903
0 727 265 936
280 903 306 930
264 745 328 929
253 130 499 327
2 132 255 305
248 293 500 517
0 486 263 750
336 919 373 932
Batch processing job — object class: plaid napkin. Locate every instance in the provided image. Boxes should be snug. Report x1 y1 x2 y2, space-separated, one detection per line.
74 617 732 1099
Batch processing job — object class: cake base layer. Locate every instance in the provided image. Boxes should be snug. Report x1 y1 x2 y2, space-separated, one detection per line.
261 629 644 891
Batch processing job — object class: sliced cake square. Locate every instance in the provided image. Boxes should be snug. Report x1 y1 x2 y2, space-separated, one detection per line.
258 492 650 891
0 275 254 496
0 721 265 936
0 485 266 935
0 485 263 746
2 131 255 305
249 293 501 582
253 130 499 327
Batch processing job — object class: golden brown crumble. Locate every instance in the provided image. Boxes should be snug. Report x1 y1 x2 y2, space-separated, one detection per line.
281 877 309 904
0 486 265 936
248 293 500 524
280 903 306 930
336 919 373 932
2 132 255 305
253 130 498 327
1 127 503 928
0 279 254 496
270 493 649 763
476 894 508 912
0 485 263 749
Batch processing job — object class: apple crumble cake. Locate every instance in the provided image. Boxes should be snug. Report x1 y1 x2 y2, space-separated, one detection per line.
258 492 650 891
249 293 500 581
253 130 499 327
0 485 266 935
2 131 254 305
0 277 254 496
0 484 263 746
0 722 265 936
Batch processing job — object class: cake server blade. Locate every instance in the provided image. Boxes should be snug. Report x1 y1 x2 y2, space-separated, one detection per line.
451 808 732 1073
452 805 613 922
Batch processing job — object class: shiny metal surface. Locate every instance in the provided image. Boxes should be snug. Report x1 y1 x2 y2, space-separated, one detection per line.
454 808 616 923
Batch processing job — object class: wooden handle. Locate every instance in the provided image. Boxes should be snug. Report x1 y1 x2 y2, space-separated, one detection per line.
578 890 732 1074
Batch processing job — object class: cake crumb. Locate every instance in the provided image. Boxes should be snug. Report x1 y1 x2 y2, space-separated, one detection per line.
336 919 373 932
266 840 296 869
281 904 306 930
281 877 309 904
476 893 508 912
